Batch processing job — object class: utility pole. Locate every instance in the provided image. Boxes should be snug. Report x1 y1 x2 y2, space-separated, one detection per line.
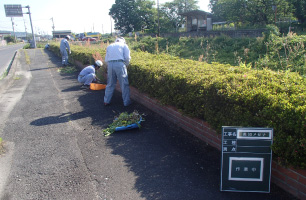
11 17 17 42
51 17 55 31
110 16 112 35
274 6 277 24
23 18 27 39
23 18 27 37
157 0 160 37
25 5 36 48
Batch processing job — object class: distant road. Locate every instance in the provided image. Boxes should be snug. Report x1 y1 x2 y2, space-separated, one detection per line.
0 43 25 77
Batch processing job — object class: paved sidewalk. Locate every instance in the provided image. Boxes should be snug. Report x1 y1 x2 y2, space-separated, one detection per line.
0 48 297 200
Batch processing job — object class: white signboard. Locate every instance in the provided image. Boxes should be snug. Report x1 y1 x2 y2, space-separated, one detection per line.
4 4 23 17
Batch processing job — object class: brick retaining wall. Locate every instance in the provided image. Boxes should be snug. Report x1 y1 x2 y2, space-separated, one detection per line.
119 84 306 200
74 59 305 200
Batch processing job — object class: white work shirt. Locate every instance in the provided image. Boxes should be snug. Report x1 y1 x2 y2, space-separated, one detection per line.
60 38 70 53
79 65 95 77
105 42 131 65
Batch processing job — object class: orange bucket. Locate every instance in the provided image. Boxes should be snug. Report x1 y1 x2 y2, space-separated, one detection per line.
90 83 106 90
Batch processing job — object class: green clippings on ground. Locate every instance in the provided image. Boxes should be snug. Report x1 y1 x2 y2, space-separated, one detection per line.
103 110 144 137
23 50 31 64
57 66 78 74
13 76 21 80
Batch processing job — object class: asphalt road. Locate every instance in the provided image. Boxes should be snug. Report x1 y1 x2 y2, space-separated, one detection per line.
0 48 297 200
0 43 25 77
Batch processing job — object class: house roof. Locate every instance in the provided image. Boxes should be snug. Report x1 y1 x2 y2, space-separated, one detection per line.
0 30 11 34
52 30 71 34
179 10 211 17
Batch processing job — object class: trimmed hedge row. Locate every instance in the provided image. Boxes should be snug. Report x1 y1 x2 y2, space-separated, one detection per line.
49 43 107 82
49 44 106 65
49 43 306 169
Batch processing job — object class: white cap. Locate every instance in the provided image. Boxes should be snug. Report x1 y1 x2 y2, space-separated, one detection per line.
95 60 103 67
65 35 71 40
115 37 126 43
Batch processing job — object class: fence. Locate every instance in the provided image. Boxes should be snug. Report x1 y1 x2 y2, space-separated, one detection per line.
143 29 266 38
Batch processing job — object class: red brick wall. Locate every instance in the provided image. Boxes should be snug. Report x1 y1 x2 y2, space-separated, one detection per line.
271 163 306 200
123 85 306 200
74 60 305 199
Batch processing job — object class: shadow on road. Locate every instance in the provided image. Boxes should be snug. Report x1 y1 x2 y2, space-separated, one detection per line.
35 49 297 200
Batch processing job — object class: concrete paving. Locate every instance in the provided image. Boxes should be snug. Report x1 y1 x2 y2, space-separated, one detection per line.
0 48 297 200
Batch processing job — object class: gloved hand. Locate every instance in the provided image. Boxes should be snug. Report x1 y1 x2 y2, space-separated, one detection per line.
96 78 102 83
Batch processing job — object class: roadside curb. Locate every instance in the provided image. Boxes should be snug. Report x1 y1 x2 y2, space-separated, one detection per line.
0 50 18 94
0 142 15 198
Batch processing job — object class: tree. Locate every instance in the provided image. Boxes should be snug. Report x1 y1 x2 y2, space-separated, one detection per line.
290 0 306 24
109 0 155 34
210 0 293 27
209 0 247 25
160 0 199 32
4 35 15 43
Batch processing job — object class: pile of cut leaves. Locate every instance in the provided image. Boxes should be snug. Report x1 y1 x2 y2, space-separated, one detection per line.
103 110 144 136
57 66 78 74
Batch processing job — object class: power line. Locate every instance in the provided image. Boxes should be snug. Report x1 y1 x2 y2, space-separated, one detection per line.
32 18 54 21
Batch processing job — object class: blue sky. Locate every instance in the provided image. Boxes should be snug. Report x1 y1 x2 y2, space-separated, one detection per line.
0 0 210 35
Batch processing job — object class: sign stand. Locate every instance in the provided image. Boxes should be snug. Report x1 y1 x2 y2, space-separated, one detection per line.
4 4 36 48
220 127 273 193
25 6 36 48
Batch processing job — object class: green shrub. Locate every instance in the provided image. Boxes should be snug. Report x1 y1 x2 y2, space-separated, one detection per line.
23 44 31 49
49 41 306 169
127 35 260 66
129 52 306 169
4 35 15 43
49 42 107 82
127 33 306 77
255 34 306 75
263 24 280 42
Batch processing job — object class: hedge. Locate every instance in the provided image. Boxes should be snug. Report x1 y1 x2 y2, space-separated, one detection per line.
49 42 306 169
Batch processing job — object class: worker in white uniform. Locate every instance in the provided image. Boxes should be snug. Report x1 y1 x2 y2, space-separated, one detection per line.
78 60 103 89
104 37 131 106
60 35 71 66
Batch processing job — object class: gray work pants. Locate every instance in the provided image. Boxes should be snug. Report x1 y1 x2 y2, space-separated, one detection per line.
104 61 131 106
78 73 95 85
60 50 68 65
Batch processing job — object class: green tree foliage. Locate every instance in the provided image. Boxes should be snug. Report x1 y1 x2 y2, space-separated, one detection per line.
109 0 155 34
160 0 199 32
210 0 293 27
290 0 306 24
4 35 15 43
